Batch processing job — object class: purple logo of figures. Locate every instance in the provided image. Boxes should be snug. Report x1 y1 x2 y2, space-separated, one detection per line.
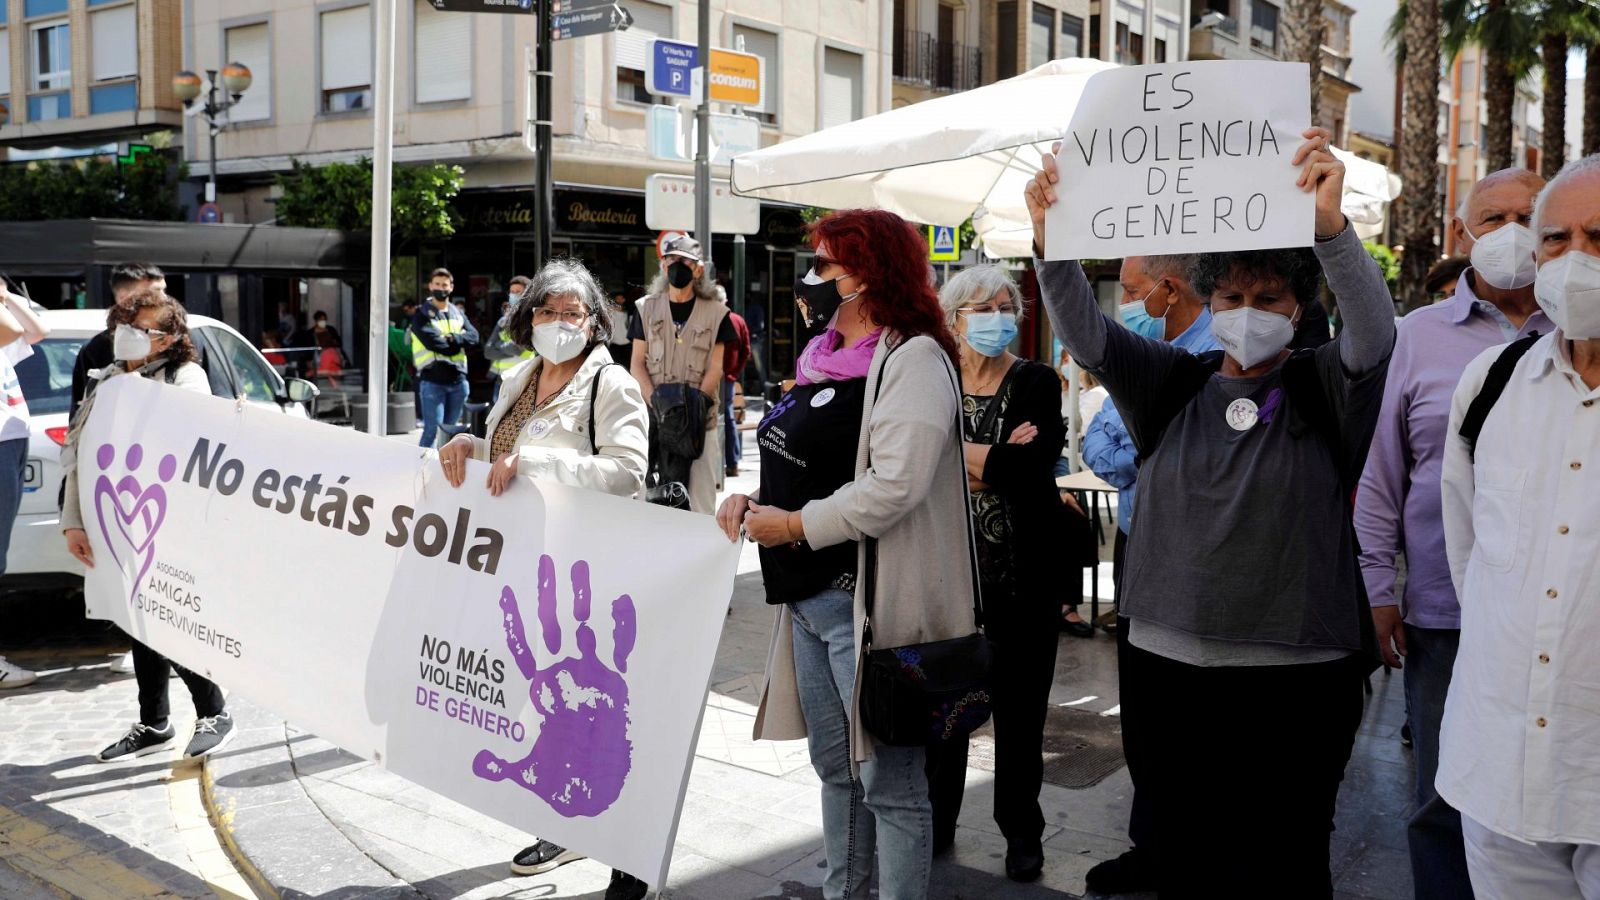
92 442 178 604
472 555 637 817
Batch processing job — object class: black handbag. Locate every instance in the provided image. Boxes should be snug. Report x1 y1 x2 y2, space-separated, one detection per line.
589 365 690 508
857 345 994 747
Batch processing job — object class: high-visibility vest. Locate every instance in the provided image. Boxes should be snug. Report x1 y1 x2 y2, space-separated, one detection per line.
410 307 470 375
490 327 535 375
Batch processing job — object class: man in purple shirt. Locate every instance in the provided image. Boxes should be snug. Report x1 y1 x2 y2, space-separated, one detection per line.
1354 168 1551 898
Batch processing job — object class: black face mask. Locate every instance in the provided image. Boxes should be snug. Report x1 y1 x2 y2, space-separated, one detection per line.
666 261 695 289
430 288 450 302
792 268 859 329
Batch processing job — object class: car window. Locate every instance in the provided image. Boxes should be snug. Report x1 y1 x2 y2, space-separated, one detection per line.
190 329 235 399
13 337 86 416
200 327 280 404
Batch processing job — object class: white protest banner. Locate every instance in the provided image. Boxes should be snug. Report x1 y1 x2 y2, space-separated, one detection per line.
76 376 741 888
1045 61 1313 260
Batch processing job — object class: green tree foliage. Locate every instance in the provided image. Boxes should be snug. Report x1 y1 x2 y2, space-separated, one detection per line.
1364 241 1401 296
0 154 182 221
275 158 465 243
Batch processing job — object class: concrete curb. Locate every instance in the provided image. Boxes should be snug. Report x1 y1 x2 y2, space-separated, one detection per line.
200 697 422 899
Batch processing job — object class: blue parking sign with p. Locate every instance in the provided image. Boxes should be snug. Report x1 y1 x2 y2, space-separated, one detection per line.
928 225 959 261
647 39 697 97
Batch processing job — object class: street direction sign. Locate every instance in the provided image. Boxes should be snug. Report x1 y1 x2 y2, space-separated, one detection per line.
550 3 632 39
646 38 697 98
428 0 533 13
552 0 612 10
928 225 959 261
646 174 760 234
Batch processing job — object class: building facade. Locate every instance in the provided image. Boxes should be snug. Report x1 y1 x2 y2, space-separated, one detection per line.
0 0 183 151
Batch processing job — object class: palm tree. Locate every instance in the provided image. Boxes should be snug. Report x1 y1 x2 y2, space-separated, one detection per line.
1281 0 1327 123
1443 0 1542 171
1538 0 1600 176
1588 43 1600 155
1543 25 1569 178
1394 0 1443 310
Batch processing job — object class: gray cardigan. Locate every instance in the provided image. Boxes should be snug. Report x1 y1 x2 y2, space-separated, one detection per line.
753 332 979 768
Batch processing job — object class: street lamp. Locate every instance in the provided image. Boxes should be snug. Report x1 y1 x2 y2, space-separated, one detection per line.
172 63 252 206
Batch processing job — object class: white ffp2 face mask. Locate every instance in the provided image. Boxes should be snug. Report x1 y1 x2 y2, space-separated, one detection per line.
1534 250 1600 340
112 324 153 362
1210 307 1296 370
531 321 588 364
1466 222 1539 290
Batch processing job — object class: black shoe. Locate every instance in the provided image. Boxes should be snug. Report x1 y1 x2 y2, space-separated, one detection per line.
1084 848 1157 894
605 869 648 900
1005 845 1044 882
1060 615 1096 638
183 711 236 760
510 839 585 876
98 722 176 763
1401 721 1413 749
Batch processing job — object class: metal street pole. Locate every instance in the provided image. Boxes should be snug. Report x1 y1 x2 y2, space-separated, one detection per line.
535 0 554 271
367 0 396 437
694 0 710 255
205 69 218 204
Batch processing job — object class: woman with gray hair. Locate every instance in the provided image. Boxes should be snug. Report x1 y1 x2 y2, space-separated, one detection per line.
924 263 1092 882
437 258 650 899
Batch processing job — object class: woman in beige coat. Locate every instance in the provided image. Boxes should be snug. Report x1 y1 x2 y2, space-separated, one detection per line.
717 209 978 900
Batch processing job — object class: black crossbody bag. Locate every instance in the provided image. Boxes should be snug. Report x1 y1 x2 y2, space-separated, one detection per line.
858 344 994 747
588 363 691 509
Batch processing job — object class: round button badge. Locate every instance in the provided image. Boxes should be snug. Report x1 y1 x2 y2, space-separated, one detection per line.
810 388 836 408
529 418 552 438
1225 398 1259 432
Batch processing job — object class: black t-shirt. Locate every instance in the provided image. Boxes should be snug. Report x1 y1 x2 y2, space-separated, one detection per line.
627 299 736 344
70 330 116 421
756 378 866 604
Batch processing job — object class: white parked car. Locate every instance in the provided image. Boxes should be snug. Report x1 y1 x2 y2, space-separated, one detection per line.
6 309 318 592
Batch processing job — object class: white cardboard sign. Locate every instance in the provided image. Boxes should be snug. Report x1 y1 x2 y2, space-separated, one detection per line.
75 376 741 889
1045 61 1313 260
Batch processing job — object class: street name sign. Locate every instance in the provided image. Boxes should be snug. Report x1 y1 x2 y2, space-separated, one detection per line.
428 0 534 13
645 174 759 234
551 3 632 40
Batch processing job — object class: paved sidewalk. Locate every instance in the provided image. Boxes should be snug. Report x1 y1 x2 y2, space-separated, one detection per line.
1 434 1419 899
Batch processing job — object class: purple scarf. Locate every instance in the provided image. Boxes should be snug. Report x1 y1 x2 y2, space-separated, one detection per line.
795 327 883 385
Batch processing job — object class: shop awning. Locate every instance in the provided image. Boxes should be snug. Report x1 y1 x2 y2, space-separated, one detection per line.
0 219 368 276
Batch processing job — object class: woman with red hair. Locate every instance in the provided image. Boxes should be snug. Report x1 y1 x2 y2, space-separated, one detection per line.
717 209 979 899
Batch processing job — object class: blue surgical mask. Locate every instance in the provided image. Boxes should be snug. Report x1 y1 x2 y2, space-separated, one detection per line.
1118 282 1169 341
962 311 1018 358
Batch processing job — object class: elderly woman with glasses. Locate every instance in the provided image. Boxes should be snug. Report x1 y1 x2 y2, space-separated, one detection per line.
923 264 1093 882
438 258 650 899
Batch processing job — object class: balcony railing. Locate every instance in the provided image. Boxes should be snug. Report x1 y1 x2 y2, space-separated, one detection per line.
894 30 983 93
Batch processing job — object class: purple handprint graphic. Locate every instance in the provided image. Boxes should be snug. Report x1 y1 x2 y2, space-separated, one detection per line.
91 442 177 604
472 555 637 817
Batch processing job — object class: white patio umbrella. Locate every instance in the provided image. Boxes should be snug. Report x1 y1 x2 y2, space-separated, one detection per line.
731 57 1118 256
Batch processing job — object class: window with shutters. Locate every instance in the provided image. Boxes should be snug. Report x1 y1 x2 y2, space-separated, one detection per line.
1029 5 1054 68
0 32 10 101
31 20 69 91
615 0 671 105
415 0 470 103
819 46 862 129
90 3 135 81
320 4 372 113
731 23 777 125
225 22 271 122
996 1 1017 78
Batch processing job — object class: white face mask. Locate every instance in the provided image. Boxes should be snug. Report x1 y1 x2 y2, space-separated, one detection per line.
531 320 588 364
1210 307 1297 370
112 324 153 362
1533 250 1600 340
1465 222 1539 290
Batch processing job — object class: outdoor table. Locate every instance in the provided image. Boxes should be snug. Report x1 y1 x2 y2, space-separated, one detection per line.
1055 470 1117 626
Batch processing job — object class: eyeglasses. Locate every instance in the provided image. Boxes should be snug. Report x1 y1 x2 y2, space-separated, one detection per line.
959 305 1019 317
532 308 589 325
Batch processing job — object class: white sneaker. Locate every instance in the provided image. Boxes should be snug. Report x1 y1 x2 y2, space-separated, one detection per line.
109 652 135 674
0 656 38 689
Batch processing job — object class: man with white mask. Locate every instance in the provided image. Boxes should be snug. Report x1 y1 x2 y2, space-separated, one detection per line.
1355 168 1550 897
1437 154 1600 896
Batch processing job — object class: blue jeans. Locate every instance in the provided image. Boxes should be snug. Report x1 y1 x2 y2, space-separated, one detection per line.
0 437 24 573
1405 625 1475 899
723 380 741 468
790 589 931 900
417 376 468 448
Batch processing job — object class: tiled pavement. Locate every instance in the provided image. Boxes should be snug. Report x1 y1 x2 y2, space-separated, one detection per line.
0 431 1418 899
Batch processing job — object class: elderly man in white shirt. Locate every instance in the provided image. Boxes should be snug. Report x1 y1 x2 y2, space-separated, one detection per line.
1439 153 1600 898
